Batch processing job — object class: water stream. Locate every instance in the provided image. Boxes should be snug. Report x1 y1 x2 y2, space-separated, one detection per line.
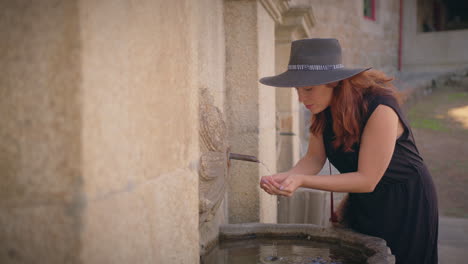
258 160 281 260
258 161 273 175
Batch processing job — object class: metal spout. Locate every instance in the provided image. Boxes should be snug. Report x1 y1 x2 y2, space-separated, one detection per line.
228 153 259 163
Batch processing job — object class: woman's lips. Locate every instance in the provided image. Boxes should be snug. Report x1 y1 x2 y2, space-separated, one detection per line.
305 104 314 110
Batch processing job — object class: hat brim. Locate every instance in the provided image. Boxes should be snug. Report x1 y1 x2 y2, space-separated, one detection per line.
259 67 372 87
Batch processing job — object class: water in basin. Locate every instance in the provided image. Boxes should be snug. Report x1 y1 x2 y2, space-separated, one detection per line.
201 237 367 264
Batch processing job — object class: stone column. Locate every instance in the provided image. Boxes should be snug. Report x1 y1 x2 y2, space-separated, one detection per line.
273 6 333 226
225 0 277 224
0 1 201 263
275 36 300 173
0 2 83 263
275 6 315 172
79 1 200 263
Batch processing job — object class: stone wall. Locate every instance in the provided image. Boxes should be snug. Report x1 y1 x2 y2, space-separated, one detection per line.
0 0 200 263
0 1 83 263
79 1 200 263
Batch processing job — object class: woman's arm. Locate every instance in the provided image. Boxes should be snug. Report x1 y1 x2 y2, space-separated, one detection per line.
260 119 326 194
272 105 399 195
286 131 327 175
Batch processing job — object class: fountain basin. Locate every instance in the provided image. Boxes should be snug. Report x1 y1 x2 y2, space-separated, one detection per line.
201 223 395 264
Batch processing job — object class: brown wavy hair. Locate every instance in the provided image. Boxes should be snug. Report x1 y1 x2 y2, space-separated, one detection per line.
310 69 405 152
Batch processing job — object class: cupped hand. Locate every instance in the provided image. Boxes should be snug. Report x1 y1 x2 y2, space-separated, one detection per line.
271 172 290 184
259 173 303 197
259 174 278 195
259 173 289 194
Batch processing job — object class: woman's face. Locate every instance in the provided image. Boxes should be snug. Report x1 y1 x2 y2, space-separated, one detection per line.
295 81 337 114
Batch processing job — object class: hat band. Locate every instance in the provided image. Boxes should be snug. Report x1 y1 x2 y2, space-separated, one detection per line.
288 64 344 71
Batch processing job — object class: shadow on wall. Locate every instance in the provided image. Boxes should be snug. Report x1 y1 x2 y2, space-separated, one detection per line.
0 1 84 263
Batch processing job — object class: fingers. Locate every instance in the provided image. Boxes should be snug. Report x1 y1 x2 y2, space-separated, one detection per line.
268 181 293 197
260 175 295 197
261 183 273 195
260 180 289 196
268 175 283 189
260 181 271 194
267 174 288 191
260 177 274 195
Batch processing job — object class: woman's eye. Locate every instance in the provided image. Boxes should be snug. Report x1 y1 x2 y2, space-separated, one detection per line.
305 88 312 92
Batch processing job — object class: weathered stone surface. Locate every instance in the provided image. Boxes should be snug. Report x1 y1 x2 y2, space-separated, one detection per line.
0 204 81 264
219 223 395 264
198 89 229 226
199 89 228 153
0 0 82 209
225 0 277 224
1 0 200 263
196 0 229 255
0 1 82 263
80 0 199 197
80 186 153 264
199 151 228 221
145 170 199 264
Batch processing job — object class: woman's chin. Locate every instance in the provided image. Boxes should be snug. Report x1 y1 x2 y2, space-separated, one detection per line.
309 107 325 114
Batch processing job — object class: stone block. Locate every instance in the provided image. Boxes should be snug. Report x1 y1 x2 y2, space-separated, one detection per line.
0 0 82 206
0 204 80 264
225 0 277 224
79 0 199 199
145 169 199 263
80 188 153 264
80 169 200 264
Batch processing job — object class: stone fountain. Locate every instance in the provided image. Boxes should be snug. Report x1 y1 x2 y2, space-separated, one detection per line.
198 89 395 263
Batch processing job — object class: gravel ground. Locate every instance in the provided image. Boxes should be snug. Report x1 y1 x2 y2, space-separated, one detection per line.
406 84 468 218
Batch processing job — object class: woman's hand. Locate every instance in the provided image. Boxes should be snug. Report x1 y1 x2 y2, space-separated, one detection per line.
278 174 304 197
259 173 304 197
260 173 285 195
269 172 290 184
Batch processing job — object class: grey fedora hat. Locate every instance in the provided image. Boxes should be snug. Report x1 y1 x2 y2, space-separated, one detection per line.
259 38 371 87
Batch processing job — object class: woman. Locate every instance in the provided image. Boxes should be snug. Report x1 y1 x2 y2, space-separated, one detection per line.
258 38 438 264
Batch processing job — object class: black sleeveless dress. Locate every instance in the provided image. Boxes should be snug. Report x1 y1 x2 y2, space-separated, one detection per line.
322 93 439 264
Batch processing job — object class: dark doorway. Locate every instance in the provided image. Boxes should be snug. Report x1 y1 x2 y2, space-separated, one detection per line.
418 0 468 32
